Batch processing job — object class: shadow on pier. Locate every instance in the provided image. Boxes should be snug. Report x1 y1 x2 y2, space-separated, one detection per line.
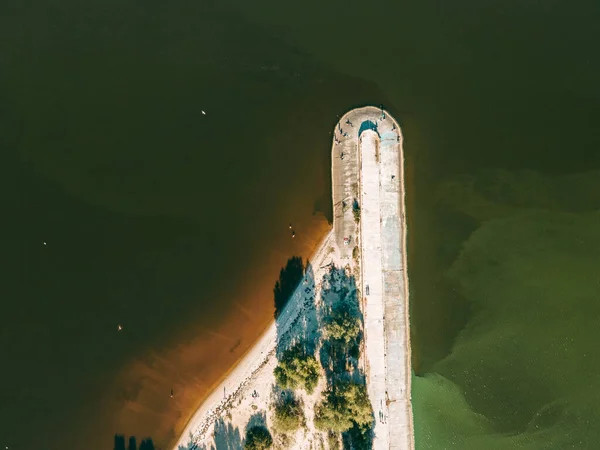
358 120 379 137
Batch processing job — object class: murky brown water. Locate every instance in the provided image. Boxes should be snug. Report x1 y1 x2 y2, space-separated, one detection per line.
1 3 385 446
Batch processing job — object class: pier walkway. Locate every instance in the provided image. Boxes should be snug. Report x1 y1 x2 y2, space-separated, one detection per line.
331 106 414 450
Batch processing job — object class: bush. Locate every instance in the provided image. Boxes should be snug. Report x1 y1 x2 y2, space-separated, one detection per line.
344 422 374 450
314 382 373 433
352 246 359 261
352 200 360 223
272 396 305 434
244 425 272 450
324 311 360 344
314 393 352 432
274 343 320 394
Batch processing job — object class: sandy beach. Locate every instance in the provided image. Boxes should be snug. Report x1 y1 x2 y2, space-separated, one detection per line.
173 106 414 450
173 230 337 449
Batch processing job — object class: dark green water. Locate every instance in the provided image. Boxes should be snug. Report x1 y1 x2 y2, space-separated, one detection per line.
2 0 600 449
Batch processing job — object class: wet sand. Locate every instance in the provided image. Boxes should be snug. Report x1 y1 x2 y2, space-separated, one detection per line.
172 228 336 449
73 214 330 449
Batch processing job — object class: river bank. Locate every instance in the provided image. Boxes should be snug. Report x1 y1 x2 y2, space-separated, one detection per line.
173 230 336 449
174 107 414 449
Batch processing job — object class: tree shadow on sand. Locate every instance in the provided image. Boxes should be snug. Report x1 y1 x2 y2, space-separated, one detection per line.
177 431 201 450
273 256 304 319
212 418 243 450
274 258 320 359
178 441 207 450
175 417 243 450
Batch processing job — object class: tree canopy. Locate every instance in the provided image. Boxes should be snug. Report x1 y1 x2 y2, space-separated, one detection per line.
272 395 305 434
274 343 320 394
324 311 360 344
244 425 272 450
314 382 373 432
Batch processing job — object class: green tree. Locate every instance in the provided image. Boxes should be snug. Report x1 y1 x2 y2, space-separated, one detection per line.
314 391 352 432
272 395 305 434
274 343 320 394
324 312 360 344
314 382 373 432
244 425 272 450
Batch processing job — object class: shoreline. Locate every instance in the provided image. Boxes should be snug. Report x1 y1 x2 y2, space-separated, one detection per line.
173 106 414 449
172 229 336 449
177 225 330 427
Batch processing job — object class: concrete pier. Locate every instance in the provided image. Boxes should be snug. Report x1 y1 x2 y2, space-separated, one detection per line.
331 106 414 450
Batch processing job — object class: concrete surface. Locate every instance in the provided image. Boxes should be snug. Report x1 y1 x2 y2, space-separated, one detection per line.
331 106 414 450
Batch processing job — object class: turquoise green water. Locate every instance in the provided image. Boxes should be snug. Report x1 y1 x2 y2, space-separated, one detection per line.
413 171 600 449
